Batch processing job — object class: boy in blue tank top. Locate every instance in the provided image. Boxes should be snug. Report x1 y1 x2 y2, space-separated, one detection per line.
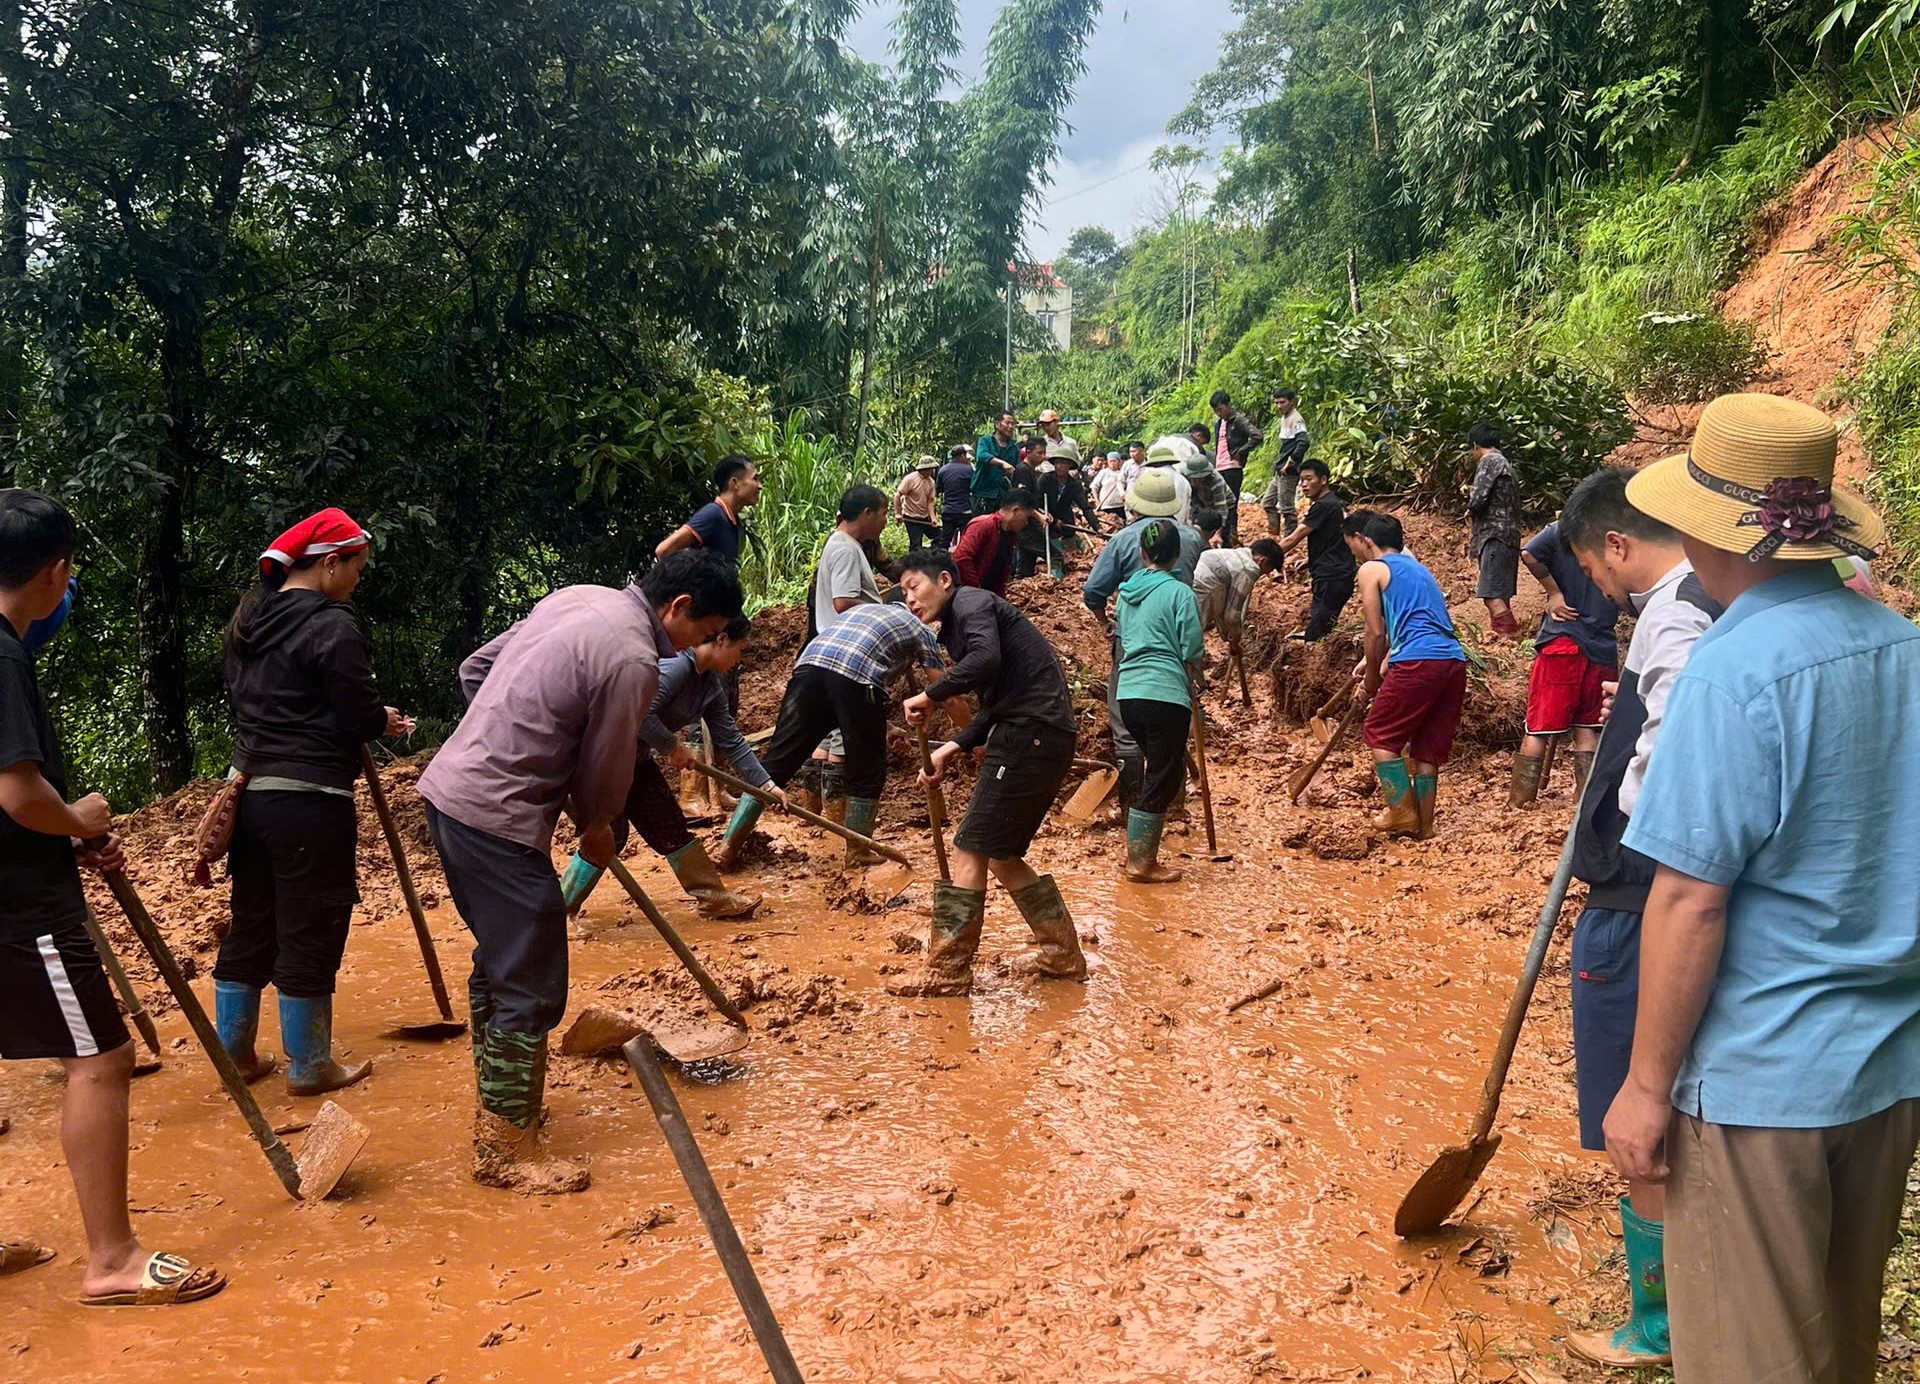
1346 511 1468 838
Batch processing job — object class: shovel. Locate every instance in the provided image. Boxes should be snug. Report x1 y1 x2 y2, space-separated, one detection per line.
691 760 917 897
1186 669 1220 856
79 903 163 1073
91 854 366 1200
1309 684 1353 745
623 1035 807 1384
1061 766 1120 826
562 1005 749 1064
1287 692 1367 803
601 858 752 1065
360 747 466 1041
1393 731 1603 1237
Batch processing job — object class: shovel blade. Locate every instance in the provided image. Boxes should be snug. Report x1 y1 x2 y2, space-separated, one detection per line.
383 1018 469 1042
294 1100 369 1202
561 1004 646 1056
563 1005 750 1064
1061 768 1120 825
1393 1133 1503 1237
864 860 916 900
647 1019 751 1064
1310 716 1334 745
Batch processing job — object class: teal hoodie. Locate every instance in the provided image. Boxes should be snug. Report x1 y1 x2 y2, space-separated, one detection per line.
1115 568 1203 707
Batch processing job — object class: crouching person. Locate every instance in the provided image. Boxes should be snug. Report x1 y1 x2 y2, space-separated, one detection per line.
558 616 776 920
716 601 944 870
419 551 741 1194
889 551 1084 996
217 508 412 1096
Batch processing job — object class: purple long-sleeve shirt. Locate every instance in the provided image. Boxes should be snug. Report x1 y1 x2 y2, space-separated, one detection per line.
419 584 672 852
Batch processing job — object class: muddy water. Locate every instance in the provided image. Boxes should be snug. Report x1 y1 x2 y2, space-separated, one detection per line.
0 790 1601 1383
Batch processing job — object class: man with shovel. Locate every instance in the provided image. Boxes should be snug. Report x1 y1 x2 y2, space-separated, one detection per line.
0 490 227 1307
421 550 742 1195
889 550 1085 996
1554 466 1718 1371
556 615 775 922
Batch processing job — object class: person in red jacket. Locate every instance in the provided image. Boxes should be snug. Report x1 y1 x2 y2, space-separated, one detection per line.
950 494 1032 595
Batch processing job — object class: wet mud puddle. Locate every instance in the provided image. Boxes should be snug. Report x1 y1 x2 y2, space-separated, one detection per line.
0 794 1599 1383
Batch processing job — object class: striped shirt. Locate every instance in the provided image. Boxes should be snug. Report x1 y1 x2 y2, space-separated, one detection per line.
796 602 944 688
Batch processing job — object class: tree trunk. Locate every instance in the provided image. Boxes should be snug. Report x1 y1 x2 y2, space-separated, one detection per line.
0 0 31 486
139 328 199 793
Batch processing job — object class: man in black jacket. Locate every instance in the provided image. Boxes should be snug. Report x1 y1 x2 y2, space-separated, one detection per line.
1040 450 1099 578
1558 468 1719 1371
889 550 1084 997
1209 390 1263 546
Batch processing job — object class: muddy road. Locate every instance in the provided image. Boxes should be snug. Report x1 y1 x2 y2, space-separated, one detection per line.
0 745 1615 1384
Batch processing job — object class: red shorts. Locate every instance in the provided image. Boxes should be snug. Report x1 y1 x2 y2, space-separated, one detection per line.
1363 658 1469 765
1525 637 1614 735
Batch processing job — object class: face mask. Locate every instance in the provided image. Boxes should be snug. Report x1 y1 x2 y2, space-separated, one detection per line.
22 578 76 655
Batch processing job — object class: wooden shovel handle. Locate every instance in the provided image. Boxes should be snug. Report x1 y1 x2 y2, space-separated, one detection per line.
1186 669 1217 853
361 747 456 1022
607 858 747 1028
691 762 912 867
1288 693 1368 803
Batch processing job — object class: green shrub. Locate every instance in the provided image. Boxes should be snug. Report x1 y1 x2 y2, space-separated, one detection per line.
1856 319 1920 579
1623 311 1770 403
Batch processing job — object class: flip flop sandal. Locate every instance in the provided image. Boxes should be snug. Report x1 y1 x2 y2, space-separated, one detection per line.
0 1242 55 1277
78 1252 227 1307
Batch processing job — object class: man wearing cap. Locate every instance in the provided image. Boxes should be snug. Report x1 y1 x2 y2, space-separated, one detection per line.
1210 390 1263 546
972 411 1021 516
1602 393 1920 1384
936 446 974 549
1036 409 1080 464
1083 469 1203 815
894 457 939 551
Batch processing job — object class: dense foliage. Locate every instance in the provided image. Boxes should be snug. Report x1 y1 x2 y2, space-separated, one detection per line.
0 0 1101 801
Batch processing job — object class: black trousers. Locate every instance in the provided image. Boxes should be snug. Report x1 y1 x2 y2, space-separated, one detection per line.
939 513 968 549
612 754 693 858
1118 698 1190 814
759 665 890 800
1220 468 1244 546
424 803 569 1034
215 789 358 998
904 519 937 550
1305 571 1356 641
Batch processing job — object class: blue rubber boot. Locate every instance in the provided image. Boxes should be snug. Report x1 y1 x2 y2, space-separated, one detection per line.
558 851 605 915
279 994 372 1097
1566 1198 1671 1367
213 980 276 1084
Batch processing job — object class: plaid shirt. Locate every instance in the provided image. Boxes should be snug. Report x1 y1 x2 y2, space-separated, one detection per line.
796 602 944 688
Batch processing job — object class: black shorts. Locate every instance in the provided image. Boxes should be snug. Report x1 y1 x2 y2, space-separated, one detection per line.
1475 540 1520 600
0 911 130 1060
953 727 1075 860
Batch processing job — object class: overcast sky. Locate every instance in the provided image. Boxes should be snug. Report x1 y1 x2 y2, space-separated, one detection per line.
842 2 1238 261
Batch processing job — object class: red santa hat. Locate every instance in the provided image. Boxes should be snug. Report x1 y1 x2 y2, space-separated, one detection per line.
259 507 370 577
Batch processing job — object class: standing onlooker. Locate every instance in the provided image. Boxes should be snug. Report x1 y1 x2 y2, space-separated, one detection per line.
1120 441 1146 488
894 457 939 552
1036 409 1080 464
1465 422 1521 637
1602 394 1919 1384
805 485 887 825
0 489 229 1307
1262 388 1308 536
1091 453 1128 530
1274 459 1357 640
1113 520 1204 884
936 445 974 549
218 507 411 1097
972 412 1021 516
1350 512 1467 839
1555 466 1720 1371
1509 518 1618 807
1209 390 1263 546
1011 440 1052 579
655 454 762 565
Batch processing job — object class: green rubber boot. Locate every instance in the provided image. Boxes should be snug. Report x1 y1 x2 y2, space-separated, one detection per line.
472 1027 590 1195
1124 809 1182 883
1009 873 1086 980
558 851 605 915
1372 757 1420 836
842 796 885 868
886 881 986 997
1413 771 1438 840
1567 1198 1670 1366
715 795 767 870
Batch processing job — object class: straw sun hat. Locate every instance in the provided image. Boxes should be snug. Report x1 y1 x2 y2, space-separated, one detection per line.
1125 468 1181 517
1626 393 1882 563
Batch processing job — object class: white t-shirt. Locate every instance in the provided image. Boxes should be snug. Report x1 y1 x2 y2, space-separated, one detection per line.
813 530 879 634
1091 469 1126 510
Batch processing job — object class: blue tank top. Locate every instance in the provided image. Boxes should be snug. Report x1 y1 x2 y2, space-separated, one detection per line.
1378 552 1464 664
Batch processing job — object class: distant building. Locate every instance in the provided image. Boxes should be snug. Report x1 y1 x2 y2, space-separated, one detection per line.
1016 263 1073 352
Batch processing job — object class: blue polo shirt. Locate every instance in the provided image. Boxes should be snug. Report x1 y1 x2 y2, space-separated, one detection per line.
1623 563 1920 1129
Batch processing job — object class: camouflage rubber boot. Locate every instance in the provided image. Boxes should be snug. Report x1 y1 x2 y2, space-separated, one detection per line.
1010 873 1087 981
665 840 761 918
472 1027 590 1195
886 882 986 997
467 975 496 1086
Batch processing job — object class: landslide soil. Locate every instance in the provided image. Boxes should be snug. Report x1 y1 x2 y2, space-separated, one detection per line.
0 504 1639 1384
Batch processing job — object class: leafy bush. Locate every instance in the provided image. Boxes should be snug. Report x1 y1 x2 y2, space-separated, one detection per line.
736 413 880 613
1622 311 1770 402
1855 319 1920 579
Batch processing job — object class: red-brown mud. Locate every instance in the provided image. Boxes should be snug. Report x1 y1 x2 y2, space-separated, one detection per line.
0 523 1641 1383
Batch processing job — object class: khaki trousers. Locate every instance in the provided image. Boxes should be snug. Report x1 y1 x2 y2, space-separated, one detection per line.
1666 1098 1920 1384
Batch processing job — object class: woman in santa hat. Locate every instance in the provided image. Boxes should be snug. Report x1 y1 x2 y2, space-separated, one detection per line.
213 508 411 1096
